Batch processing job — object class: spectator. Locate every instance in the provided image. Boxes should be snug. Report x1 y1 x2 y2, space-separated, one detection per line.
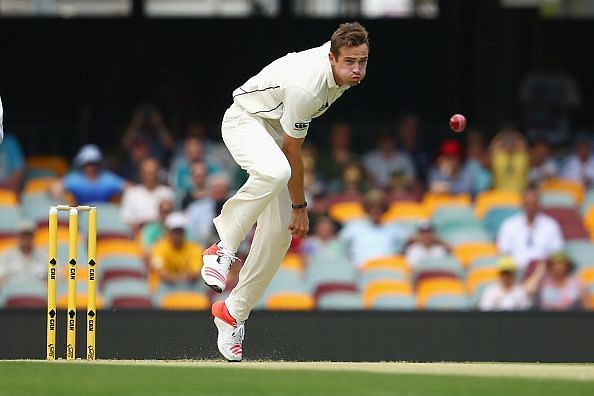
519 54 580 145
121 104 175 164
528 138 558 187
397 113 430 183
117 134 152 184
539 251 587 311
363 132 416 189
339 189 405 268
428 140 472 194
0 220 46 286
404 222 450 269
326 161 366 197
52 144 126 205
179 161 209 209
170 135 219 194
463 131 491 195
302 143 325 213
497 188 564 272
186 173 231 247
317 122 359 185
120 157 175 232
140 197 175 262
151 212 203 288
489 128 529 192
560 132 594 188
479 256 542 311
0 133 25 192
300 216 340 263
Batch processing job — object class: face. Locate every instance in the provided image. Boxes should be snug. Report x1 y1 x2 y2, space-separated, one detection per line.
210 179 229 201
140 159 160 186
314 218 336 240
399 117 418 143
523 191 540 218
184 137 204 162
531 142 549 164
576 142 591 160
500 271 515 288
18 232 34 252
191 162 208 186
81 162 99 178
366 202 386 223
550 261 570 279
418 229 433 245
329 44 369 86
169 228 185 247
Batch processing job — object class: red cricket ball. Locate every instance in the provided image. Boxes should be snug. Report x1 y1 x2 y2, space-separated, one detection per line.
449 114 467 133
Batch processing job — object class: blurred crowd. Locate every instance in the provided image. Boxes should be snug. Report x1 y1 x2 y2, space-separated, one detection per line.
1 101 593 311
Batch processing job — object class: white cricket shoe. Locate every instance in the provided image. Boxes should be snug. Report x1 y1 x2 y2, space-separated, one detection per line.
201 242 238 293
211 301 245 362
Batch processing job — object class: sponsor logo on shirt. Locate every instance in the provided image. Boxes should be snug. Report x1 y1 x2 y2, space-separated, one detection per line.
294 123 309 131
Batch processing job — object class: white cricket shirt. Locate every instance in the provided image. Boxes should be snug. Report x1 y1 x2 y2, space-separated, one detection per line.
232 42 350 139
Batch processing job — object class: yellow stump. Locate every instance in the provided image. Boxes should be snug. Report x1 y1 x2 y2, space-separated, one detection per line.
46 207 58 360
66 208 78 360
86 207 97 360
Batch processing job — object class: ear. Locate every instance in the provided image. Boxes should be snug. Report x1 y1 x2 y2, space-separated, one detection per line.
328 52 336 65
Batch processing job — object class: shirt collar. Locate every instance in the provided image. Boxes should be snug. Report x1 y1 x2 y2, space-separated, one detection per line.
325 57 339 89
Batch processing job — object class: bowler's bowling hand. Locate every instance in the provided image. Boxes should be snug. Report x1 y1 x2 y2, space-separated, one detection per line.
288 207 309 238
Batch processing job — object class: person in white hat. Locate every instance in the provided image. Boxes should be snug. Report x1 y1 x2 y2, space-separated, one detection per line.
151 212 204 291
0 220 46 287
51 144 127 205
0 95 4 144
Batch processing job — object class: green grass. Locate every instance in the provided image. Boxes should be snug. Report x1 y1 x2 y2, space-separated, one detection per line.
0 361 593 396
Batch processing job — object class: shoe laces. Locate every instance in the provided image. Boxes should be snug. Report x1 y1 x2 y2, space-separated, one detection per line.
217 246 239 267
232 321 245 344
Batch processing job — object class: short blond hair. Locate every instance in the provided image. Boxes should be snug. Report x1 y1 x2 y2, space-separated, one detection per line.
330 22 369 59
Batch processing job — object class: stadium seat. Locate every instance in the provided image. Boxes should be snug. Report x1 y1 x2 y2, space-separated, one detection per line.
76 203 132 239
424 294 470 310
466 267 499 306
102 278 152 309
263 268 308 302
414 256 464 283
432 206 479 232
24 168 56 182
423 193 471 216
97 239 141 261
98 256 147 287
304 254 356 294
579 268 594 288
23 177 58 194
57 292 104 310
34 225 71 247
26 155 69 177
0 188 18 207
416 277 466 309
360 255 410 274
313 283 357 301
328 201 365 223
280 253 304 272
453 242 498 268
265 293 315 311
358 268 408 290
159 291 210 311
316 291 363 310
5 296 47 309
544 208 589 240
0 237 17 253
468 255 499 269
439 225 492 246
0 279 47 308
363 280 412 309
382 202 428 223
581 188 594 215
392 219 424 241
370 294 416 310
483 207 520 237
474 190 521 219
0 207 20 236
540 178 584 205
540 191 576 208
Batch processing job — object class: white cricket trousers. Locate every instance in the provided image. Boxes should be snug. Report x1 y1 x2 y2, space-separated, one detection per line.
213 103 292 322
